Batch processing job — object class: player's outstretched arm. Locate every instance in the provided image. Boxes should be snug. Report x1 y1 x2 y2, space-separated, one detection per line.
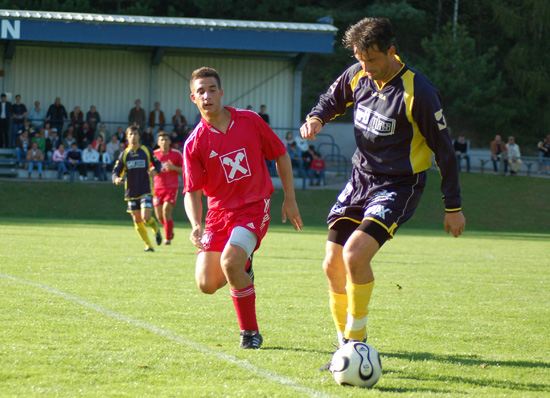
275 152 303 231
184 190 205 249
300 118 323 141
444 211 466 237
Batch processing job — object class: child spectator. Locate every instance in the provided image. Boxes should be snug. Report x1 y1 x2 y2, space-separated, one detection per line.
309 152 326 186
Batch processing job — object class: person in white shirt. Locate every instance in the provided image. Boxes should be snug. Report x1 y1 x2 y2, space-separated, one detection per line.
82 142 100 180
106 134 120 159
506 136 523 175
53 143 68 179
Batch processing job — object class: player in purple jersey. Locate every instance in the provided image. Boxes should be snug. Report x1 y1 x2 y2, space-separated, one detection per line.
300 17 466 370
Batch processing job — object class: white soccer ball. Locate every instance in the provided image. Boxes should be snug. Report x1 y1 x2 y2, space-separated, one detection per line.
329 341 382 388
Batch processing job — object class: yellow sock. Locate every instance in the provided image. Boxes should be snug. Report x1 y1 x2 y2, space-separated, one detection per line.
145 217 159 233
329 291 348 344
345 280 374 341
134 221 152 247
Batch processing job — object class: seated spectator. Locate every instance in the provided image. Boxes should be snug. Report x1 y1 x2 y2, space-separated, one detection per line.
63 131 77 150
66 143 85 181
114 126 126 145
505 136 522 175
45 129 62 162
15 129 31 167
309 151 326 186
63 123 75 139
172 108 188 136
141 126 156 148
78 122 94 149
40 122 53 139
92 134 106 153
18 119 35 137
170 128 184 151
31 130 46 154
86 105 101 134
98 145 112 181
53 143 68 180
537 134 550 175
490 134 508 174
106 134 120 159
82 142 100 180
302 145 315 173
26 141 44 179
453 134 471 172
287 141 303 171
284 131 295 149
96 123 110 143
113 142 126 161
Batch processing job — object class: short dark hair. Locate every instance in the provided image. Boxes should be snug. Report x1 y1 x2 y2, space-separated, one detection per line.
190 67 221 91
158 131 170 140
343 17 396 54
126 124 140 138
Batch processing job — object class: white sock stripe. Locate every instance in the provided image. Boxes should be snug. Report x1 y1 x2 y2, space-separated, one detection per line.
346 314 367 331
230 286 255 298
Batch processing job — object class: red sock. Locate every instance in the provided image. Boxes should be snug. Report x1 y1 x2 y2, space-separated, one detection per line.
230 284 258 332
165 219 174 240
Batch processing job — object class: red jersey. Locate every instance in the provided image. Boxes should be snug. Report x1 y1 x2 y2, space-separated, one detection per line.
153 148 183 190
183 107 286 210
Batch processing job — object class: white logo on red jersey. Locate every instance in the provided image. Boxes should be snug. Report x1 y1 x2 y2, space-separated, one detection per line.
220 148 251 182
209 150 218 158
246 222 255 229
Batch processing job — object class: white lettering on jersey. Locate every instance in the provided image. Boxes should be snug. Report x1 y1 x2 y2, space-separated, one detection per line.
220 148 251 183
435 109 447 130
126 159 146 169
355 104 396 136
365 205 392 220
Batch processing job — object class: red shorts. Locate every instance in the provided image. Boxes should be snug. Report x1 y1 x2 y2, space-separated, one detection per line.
153 188 178 207
201 198 271 253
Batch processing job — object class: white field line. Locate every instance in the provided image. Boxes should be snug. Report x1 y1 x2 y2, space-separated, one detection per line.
1 273 335 398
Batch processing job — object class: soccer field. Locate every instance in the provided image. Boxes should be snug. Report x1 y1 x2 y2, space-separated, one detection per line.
1 219 549 397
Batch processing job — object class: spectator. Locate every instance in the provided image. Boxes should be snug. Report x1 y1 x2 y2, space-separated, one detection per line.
309 151 326 186
18 119 35 137
27 101 46 130
170 128 184 151
96 123 110 143
15 129 30 167
172 108 188 136
258 104 270 125
0 93 12 148
284 131 295 149
141 126 156 148
537 134 550 175
46 97 68 136
82 142 100 180
287 141 303 171
31 130 46 154
62 123 75 139
246 105 253 111
11 95 28 148
98 145 112 181
505 136 522 175
77 122 94 149
26 141 44 179
148 101 165 133
45 129 62 162
53 143 68 180
302 145 315 173
70 106 84 133
128 99 146 130
453 134 471 172
66 142 84 181
113 142 126 161
114 126 126 144
106 134 120 159
40 122 54 139
63 131 77 150
92 134 106 153
490 134 508 174
86 105 101 134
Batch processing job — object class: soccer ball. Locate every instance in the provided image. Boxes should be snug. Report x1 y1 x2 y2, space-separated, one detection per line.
329 341 382 388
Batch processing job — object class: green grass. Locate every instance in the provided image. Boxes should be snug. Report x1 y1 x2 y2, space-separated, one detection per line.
1 173 549 397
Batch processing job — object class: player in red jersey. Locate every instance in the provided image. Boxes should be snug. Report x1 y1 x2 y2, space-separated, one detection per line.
183 67 303 349
153 132 183 245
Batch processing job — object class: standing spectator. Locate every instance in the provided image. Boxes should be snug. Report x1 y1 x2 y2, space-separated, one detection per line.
141 126 156 148
505 136 522 175
490 134 508 174
453 134 471 172
148 101 165 133
258 104 270 125
86 105 101 134
45 129 62 162
15 129 30 167
309 151 326 186
82 142 100 180
26 141 44 179
153 132 183 245
106 134 120 159
66 142 84 181
11 95 28 148
27 101 46 130
172 108 188 136
96 123 110 143
128 99 146 130
53 143 68 180
0 93 12 148
46 97 68 136
537 134 550 175
63 131 77 150
70 106 84 134
77 122 94 149
98 145 112 180
183 67 302 349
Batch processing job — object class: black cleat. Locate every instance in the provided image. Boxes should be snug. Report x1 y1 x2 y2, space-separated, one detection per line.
144 247 155 252
246 253 254 283
155 231 162 246
239 330 263 349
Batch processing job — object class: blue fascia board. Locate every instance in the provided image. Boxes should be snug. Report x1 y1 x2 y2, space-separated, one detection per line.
6 19 336 54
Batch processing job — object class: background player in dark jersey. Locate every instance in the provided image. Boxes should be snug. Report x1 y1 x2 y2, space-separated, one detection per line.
183 67 303 349
112 125 163 252
300 17 466 368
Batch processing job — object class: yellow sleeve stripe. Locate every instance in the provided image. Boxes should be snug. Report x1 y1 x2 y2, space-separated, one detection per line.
445 208 462 213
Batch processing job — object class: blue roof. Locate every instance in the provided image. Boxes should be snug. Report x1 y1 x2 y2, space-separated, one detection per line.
0 10 338 54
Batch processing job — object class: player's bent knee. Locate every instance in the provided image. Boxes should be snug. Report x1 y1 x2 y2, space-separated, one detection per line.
195 278 222 294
